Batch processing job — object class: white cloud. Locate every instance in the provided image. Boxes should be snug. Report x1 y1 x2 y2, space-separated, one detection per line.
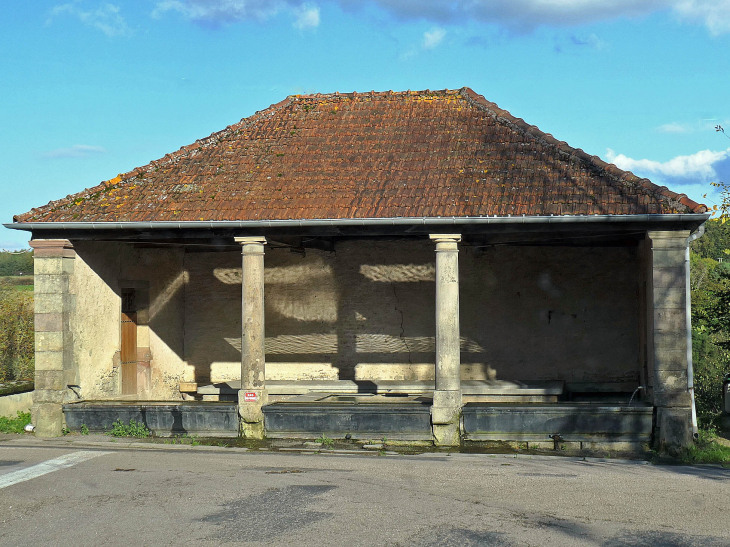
149 0 730 35
338 0 730 35
50 2 131 37
42 145 107 159
153 0 321 29
152 0 281 24
657 122 693 134
398 45 418 61
674 0 730 36
400 26 446 60
606 147 730 181
422 27 446 49
293 4 320 29
655 119 730 134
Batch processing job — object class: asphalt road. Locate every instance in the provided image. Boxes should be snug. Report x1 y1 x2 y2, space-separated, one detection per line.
0 437 729 546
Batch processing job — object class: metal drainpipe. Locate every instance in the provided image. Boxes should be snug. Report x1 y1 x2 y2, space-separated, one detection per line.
686 223 706 440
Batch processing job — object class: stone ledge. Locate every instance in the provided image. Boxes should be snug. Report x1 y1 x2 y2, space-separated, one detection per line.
197 379 565 397
0 381 34 397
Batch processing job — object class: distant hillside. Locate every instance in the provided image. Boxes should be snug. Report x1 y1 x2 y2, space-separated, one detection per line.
0 250 33 277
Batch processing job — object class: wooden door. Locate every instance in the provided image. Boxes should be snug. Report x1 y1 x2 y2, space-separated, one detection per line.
121 289 137 395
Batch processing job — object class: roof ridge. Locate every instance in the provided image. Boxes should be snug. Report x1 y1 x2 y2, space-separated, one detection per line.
459 87 706 214
292 88 461 101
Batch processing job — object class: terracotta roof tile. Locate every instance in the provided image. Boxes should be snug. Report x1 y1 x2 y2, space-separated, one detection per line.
15 87 706 223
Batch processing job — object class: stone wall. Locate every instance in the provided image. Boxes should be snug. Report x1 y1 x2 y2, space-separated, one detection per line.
184 239 641 386
71 241 189 400
64 238 642 396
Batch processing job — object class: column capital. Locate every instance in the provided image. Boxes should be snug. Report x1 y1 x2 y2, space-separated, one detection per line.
29 239 75 258
234 236 267 245
430 234 461 251
646 230 691 245
235 237 267 255
429 234 461 243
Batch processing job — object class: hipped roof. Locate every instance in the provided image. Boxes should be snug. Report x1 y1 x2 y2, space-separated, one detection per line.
14 87 706 224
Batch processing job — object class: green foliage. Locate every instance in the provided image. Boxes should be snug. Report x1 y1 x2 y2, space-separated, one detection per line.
0 411 31 434
679 429 730 465
109 419 151 438
0 251 33 277
80 424 89 435
690 219 730 427
315 434 335 448
0 288 34 382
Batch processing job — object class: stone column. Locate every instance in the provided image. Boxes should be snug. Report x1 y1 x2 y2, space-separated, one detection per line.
28 239 76 437
234 237 267 439
646 230 693 451
429 234 462 446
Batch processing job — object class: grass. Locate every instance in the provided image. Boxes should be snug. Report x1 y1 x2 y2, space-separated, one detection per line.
108 419 151 438
315 434 335 449
163 434 201 446
678 429 730 465
0 411 31 434
0 276 33 291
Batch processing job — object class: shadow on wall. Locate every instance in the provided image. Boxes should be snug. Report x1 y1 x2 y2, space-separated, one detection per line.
184 238 642 386
73 241 187 397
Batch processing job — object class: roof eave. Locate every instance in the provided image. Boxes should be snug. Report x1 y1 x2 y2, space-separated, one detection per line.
4 213 711 233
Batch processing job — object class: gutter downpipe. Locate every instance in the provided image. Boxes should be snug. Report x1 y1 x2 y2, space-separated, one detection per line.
686 222 706 440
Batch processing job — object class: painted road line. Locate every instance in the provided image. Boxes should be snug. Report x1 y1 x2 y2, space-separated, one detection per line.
0 450 111 489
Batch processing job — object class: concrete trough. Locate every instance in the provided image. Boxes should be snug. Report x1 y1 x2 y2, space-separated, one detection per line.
462 402 653 442
63 401 239 437
263 395 433 440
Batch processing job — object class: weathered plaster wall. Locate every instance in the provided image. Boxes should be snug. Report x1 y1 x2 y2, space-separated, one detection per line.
71 242 189 400
460 245 640 383
184 239 641 385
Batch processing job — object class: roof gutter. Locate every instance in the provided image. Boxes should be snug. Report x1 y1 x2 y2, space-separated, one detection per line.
3 214 711 232
686 223 706 440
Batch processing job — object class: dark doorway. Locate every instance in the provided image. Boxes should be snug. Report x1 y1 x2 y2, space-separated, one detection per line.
121 288 138 395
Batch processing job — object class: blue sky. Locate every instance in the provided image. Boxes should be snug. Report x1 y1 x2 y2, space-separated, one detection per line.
2 0 730 249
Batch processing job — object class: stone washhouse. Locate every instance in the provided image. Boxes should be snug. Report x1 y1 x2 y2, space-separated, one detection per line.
7 88 708 450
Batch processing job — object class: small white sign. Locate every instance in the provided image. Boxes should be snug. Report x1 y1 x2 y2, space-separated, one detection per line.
243 392 257 402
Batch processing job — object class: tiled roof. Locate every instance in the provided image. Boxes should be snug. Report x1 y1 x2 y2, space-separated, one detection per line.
14 87 706 223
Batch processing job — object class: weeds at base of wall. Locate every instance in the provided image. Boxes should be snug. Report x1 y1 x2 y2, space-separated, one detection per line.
678 429 730 465
108 419 151 438
163 434 200 446
315 434 335 449
0 411 31 434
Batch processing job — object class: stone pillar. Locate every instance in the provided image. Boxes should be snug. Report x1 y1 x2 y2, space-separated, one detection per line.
646 230 693 452
28 239 76 437
429 234 462 446
234 237 267 439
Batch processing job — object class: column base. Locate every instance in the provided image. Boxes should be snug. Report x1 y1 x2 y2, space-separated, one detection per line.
656 406 692 453
238 389 268 439
34 403 64 437
431 389 462 446
432 423 460 446
431 389 462 423
240 420 266 440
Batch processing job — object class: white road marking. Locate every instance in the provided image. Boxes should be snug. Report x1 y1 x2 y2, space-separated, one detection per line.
0 450 111 489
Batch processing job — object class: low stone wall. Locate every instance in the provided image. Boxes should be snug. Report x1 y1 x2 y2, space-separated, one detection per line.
0 381 34 417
